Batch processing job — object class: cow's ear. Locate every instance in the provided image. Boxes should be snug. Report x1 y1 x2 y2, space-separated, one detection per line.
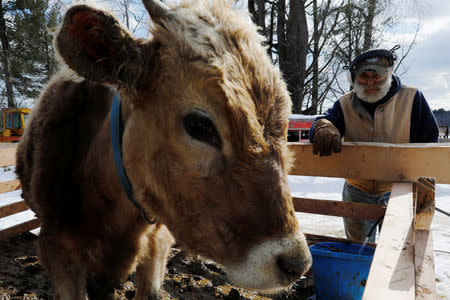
142 0 170 25
56 5 143 84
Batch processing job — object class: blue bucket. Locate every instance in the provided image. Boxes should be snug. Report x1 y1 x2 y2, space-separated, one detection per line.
309 242 375 300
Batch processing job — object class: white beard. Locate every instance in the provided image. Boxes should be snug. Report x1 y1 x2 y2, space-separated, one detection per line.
354 74 393 103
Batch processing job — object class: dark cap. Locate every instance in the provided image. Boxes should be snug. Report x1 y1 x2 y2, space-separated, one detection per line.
354 56 390 79
347 46 399 81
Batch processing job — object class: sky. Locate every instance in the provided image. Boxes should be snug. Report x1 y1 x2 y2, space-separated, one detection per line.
383 0 450 110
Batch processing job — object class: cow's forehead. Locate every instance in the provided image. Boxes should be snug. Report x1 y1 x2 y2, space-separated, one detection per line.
153 1 259 61
149 1 291 149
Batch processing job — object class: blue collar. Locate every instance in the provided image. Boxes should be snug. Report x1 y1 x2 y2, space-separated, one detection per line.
110 93 155 224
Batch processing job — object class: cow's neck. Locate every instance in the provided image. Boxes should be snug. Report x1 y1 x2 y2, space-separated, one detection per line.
110 93 156 225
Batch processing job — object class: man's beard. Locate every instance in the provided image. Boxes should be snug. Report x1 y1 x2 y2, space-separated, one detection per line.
354 75 393 103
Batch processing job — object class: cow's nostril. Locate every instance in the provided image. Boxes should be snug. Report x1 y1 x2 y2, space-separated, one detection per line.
276 256 306 279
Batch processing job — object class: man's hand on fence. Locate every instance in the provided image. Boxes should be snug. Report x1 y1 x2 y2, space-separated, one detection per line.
312 118 342 156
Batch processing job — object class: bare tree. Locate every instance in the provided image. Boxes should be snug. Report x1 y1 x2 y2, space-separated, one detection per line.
251 0 346 114
248 0 257 24
276 0 287 63
280 0 308 113
331 0 419 98
394 23 419 76
258 0 266 36
303 0 343 114
101 0 148 35
363 0 377 50
248 0 274 56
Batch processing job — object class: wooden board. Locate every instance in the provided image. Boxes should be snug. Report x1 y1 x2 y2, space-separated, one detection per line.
305 233 376 248
289 142 450 184
415 230 436 299
363 183 415 299
0 179 21 194
0 218 41 241
0 200 29 218
293 197 385 220
0 143 17 167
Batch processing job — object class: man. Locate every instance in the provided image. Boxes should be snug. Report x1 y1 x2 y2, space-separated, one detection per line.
309 47 439 242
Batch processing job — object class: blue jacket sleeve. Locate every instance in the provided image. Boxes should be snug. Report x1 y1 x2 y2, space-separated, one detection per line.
309 100 346 142
410 90 439 143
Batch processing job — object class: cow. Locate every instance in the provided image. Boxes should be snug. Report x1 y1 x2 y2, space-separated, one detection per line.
15 0 312 299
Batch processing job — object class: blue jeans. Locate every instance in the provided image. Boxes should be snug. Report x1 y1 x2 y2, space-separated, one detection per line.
342 181 390 243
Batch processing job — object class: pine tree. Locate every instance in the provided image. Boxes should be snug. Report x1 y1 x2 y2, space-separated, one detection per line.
0 0 62 107
0 0 16 108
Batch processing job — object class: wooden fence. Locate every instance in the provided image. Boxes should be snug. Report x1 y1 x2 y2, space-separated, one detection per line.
1 141 448 299
290 142 447 300
0 143 40 240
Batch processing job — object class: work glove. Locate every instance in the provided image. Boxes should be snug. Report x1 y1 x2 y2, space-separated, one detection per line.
312 118 342 156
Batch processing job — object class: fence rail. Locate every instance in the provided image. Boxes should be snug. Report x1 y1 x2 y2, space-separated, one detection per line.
0 143 41 241
0 200 28 218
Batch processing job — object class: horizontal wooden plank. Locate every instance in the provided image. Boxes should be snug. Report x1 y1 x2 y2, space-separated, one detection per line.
293 197 385 220
363 183 415 300
289 142 450 183
0 200 29 218
0 143 17 167
305 233 376 248
0 179 21 194
0 218 41 241
415 230 436 299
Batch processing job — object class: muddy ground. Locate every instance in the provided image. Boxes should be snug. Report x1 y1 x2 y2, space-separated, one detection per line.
0 233 314 300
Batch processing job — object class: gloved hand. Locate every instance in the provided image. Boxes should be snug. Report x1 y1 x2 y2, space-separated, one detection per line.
312 119 342 156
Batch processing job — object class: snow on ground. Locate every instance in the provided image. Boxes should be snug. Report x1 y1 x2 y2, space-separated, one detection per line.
0 167 449 298
290 175 346 238
0 166 16 183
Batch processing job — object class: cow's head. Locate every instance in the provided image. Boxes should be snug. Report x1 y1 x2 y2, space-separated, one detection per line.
56 0 311 293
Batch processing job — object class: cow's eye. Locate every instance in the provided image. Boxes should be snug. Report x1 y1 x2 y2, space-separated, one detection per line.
184 112 222 149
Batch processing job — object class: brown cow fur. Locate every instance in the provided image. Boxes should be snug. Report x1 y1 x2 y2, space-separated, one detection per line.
16 1 312 299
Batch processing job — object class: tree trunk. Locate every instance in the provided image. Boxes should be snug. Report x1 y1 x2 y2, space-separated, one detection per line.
257 0 266 36
346 2 354 65
0 0 15 108
248 0 257 24
363 0 376 51
124 0 130 29
284 0 308 114
41 9 52 82
310 0 319 115
267 3 275 57
277 0 287 65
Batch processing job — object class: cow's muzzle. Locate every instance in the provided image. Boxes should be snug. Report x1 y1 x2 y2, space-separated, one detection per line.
224 230 312 294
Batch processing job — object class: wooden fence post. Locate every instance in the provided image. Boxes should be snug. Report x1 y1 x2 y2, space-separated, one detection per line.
414 177 436 299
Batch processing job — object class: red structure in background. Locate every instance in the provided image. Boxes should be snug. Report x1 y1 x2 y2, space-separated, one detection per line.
288 114 322 142
0 136 21 142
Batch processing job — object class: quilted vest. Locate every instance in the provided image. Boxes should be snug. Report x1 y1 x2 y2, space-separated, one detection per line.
339 86 417 194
